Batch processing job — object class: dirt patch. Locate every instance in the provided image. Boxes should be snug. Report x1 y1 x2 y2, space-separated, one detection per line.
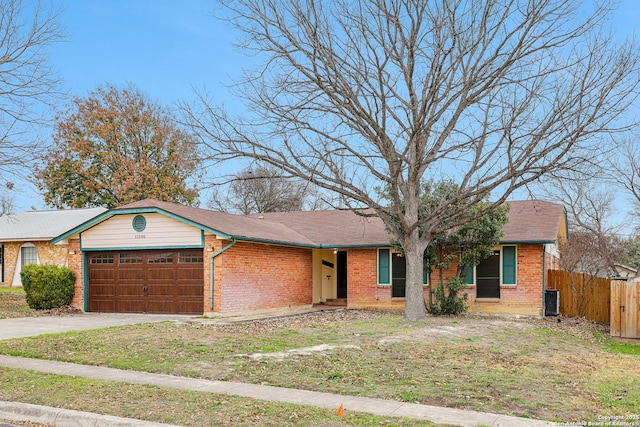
243 344 361 361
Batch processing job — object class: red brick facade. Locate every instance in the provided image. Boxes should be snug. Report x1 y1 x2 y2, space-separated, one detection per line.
68 239 84 310
347 244 551 316
205 237 313 314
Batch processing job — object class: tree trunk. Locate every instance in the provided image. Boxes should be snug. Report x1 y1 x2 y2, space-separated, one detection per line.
403 232 427 322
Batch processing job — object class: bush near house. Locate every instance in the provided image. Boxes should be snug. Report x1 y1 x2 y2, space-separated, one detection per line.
426 276 469 315
20 265 75 310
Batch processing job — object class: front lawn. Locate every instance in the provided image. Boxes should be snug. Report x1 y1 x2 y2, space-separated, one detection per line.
0 309 635 424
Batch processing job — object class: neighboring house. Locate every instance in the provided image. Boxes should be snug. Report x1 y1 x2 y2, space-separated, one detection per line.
0 208 106 286
613 263 639 280
52 199 566 317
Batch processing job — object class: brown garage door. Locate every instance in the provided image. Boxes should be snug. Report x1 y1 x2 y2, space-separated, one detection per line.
87 249 204 314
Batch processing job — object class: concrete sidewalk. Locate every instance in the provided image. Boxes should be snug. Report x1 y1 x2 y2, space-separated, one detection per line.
0 355 557 427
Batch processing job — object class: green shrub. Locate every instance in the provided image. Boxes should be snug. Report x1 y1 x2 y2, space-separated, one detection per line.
20 264 75 310
426 276 468 315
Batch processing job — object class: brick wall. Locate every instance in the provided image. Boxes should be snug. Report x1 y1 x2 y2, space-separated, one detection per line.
346 248 432 310
1 242 20 286
348 244 546 316
1 241 68 287
67 239 84 310
207 239 313 313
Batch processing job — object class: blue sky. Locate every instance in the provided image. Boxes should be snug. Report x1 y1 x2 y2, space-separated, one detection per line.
14 0 241 211
11 0 640 232
51 1 237 106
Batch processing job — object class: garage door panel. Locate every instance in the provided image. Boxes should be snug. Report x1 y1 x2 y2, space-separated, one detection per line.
89 284 115 297
144 300 176 314
88 249 204 314
90 267 115 281
116 298 146 313
89 299 115 312
147 284 175 297
178 284 203 296
147 267 176 281
175 300 202 314
117 284 144 296
177 267 202 280
118 268 144 280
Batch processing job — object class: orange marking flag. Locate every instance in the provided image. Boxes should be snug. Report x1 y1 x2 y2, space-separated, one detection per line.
336 403 344 417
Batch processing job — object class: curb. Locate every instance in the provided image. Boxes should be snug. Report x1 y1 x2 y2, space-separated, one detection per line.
0 401 181 427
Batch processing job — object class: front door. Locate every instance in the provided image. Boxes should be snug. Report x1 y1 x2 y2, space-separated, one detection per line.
392 252 406 297
336 251 347 299
476 250 500 298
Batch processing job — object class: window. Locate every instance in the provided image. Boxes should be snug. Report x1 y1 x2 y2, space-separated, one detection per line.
119 253 142 264
462 265 475 285
148 252 173 263
179 252 203 263
90 254 114 264
502 245 517 285
377 249 428 286
21 246 37 266
463 245 518 290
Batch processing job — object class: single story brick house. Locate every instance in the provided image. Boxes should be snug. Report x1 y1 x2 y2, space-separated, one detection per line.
0 208 105 286
52 198 566 317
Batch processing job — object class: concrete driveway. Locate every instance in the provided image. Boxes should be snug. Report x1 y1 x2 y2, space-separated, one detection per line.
0 313 194 340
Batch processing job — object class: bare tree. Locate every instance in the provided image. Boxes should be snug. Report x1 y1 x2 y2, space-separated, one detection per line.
0 0 65 188
559 231 626 316
540 170 628 314
183 0 640 321
609 138 640 225
208 165 328 214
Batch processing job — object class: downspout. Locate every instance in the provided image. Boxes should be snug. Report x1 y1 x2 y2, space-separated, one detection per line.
542 244 547 316
209 239 237 310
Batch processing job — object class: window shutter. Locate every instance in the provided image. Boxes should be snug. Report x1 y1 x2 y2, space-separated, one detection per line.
378 249 390 284
502 245 516 285
423 258 429 285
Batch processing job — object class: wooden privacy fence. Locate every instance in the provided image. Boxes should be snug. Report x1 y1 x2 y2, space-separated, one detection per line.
611 280 640 339
547 270 611 324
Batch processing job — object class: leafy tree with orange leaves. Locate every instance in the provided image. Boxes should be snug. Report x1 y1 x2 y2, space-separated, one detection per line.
36 83 200 208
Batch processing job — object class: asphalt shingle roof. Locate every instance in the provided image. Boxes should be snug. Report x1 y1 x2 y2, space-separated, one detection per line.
501 200 566 243
115 199 565 247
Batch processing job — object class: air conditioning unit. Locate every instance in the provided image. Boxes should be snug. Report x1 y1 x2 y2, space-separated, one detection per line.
545 289 559 316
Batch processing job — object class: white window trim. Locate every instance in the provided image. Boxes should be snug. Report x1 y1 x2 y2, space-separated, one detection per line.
13 243 39 286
